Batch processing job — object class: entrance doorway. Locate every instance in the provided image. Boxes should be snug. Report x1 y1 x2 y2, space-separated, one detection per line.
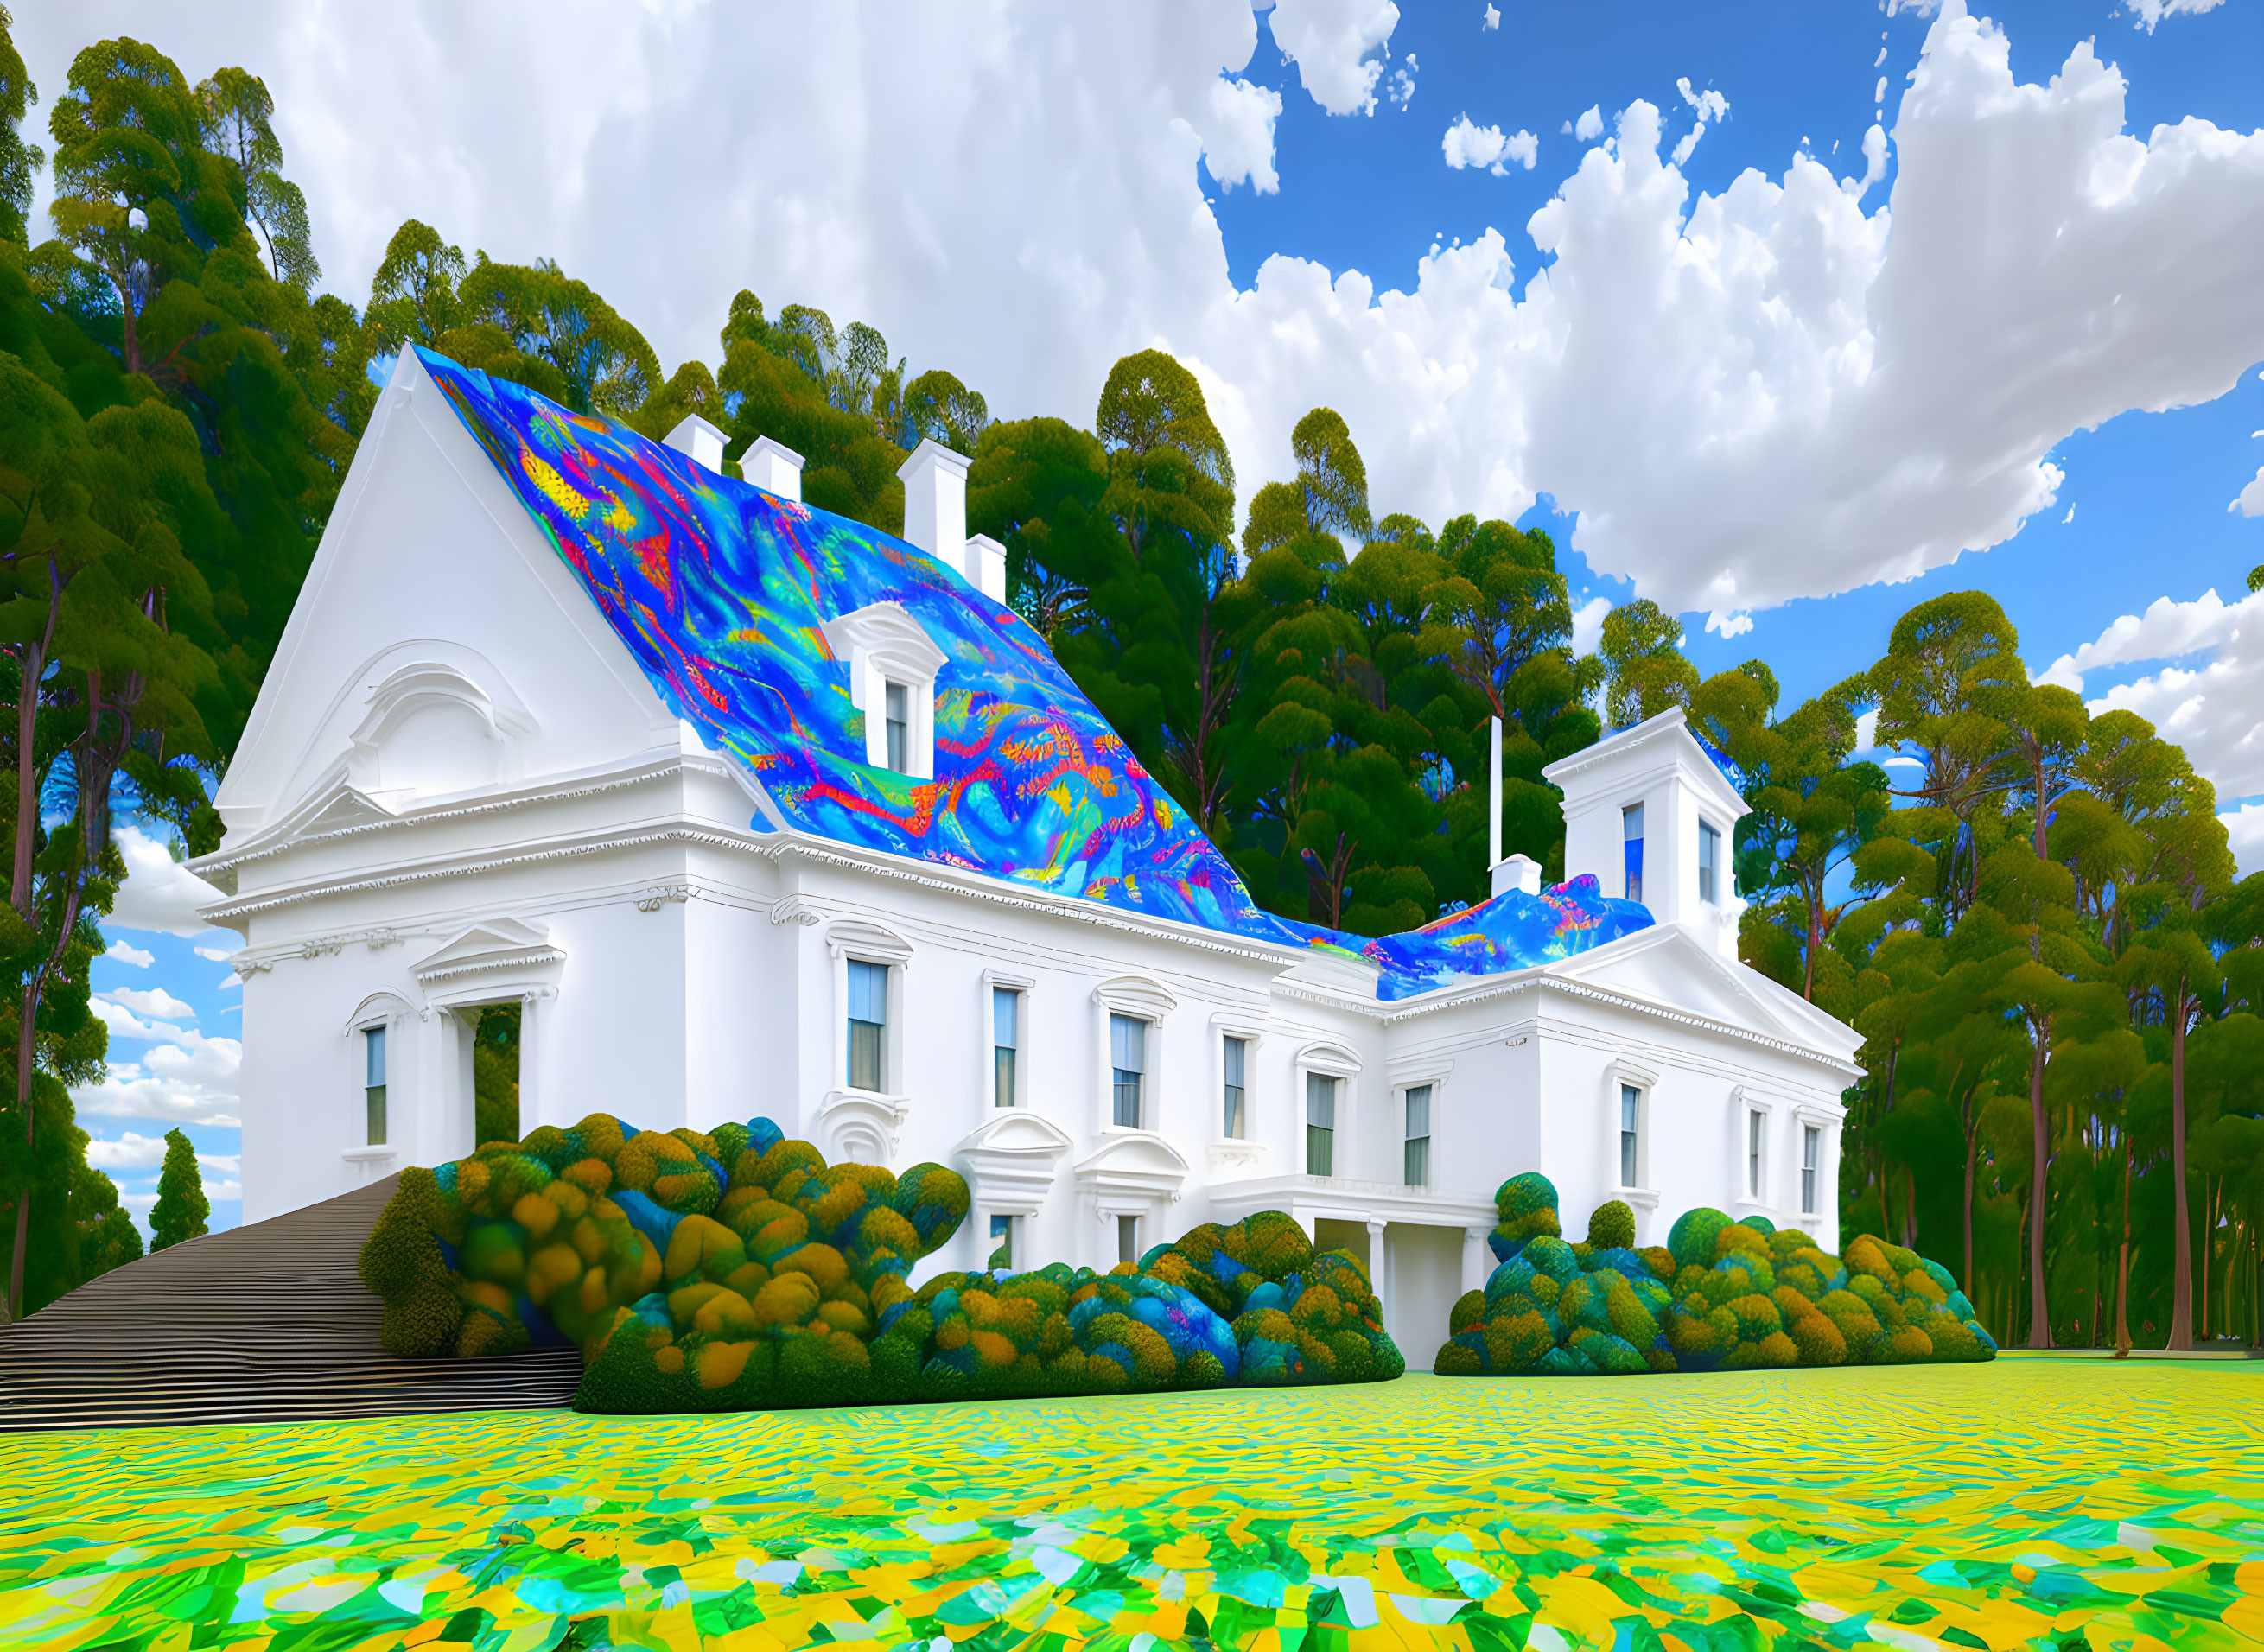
470 1003 522 1146
1383 1223 1463 1368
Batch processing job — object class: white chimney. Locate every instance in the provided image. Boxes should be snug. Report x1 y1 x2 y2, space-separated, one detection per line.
665 413 728 475
1491 854 1542 899
965 533 1008 604
897 438 970 578
744 435 804 503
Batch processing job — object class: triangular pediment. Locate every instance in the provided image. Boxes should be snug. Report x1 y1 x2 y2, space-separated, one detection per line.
1545 924 1861 1061
413 917 565 986
291 781 403 837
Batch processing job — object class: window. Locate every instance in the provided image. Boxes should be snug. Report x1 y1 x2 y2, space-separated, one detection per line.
1802 1125 1821 1215
1110 1013 1146 1128
1307 1072 1338 1177
1623 803 1645 904
993 988 1019 1107
1619 1083 1640 1187
1403 1083 1432 1187
1222 1036 1247 1138
847 960 887 1091
1117 1213 1142 1268
989 1213 1014 1270
1747 1108 1764 1198
1700 820 1721 905
884 679 911 773
364 1026 388 1147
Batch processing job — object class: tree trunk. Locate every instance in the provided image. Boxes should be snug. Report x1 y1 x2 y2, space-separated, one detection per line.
2113 1121 2134 1357
2168 979 2193 1350
1962 1086 1979 1299
2026 1013 2052 1349
10 636 42 917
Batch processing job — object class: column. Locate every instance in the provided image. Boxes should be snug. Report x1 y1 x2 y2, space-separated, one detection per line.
1463 1227 1494 1293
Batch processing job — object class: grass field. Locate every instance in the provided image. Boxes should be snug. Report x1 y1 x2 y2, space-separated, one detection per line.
2 1361 2260 1651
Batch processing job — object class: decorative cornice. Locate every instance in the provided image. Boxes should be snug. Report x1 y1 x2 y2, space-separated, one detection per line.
202 823 763 921
634 880 695 912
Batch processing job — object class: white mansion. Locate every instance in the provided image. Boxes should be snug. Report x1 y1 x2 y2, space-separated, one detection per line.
190 346 1862 1359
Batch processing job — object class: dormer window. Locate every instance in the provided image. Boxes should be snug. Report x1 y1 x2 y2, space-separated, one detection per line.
820 602 946 780
884 681 911 773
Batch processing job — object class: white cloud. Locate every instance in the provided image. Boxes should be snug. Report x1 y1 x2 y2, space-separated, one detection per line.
100 986 197 1023
2224 802 2264 878
1442 114 1537 175
1854 708 1881 752
2232 466 2264 518
2130 0 2227 32
1671 77 1730 168
86 1131 170 1172
2043 588 2264 803
73 1024 244 1129
199 1152 243 1176
19 3 2262 623
1483 4 1500 29
1269 0 1399 116
193 944 238 963
1198 76 1283 194
1704 610 1754 639
104 940 155 969
1386 58 1417 110
2063 505 2076 524
1571 595 1612 657
105 825 226 937
1574 104 1606 141
1842 122 1889 199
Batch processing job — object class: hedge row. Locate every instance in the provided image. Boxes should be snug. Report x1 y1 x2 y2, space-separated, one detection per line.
1434 1172 1997 1376
358 1115 1402 1414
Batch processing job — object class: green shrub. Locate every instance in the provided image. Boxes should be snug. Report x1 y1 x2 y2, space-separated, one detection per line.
1584 1200 1636 1251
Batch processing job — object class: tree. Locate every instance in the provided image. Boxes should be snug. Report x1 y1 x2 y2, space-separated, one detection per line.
149 1127 208 1250
365 219 467 355
0 7 37 247
193 67 317 292
449 255 659 416
1599 599 1697 728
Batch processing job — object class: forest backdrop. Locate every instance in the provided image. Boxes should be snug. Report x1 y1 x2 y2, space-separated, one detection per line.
0 22 2259 1355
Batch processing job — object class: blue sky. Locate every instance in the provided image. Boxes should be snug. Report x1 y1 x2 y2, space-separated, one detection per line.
22 0 2262 1237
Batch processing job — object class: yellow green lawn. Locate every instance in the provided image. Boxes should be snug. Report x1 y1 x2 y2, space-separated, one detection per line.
2 1360 2260 1650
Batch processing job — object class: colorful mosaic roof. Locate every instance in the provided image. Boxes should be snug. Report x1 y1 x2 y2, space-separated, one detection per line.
419 348 1652 999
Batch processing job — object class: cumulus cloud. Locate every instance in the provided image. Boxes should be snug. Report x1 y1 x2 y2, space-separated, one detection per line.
1442 114 1537 175
1671 77 1729 168
101 986 198 1022
86 1132 169 1172
2224 802 2264 877
1269 0 1400 116
2041 587 2264 803
2232 466 2264 518
1198 76 1283 194
1704 610 1754 639
1483 4 1500 29
105 824 226 936
104 940 155 969
2130 0 2227 32
1571 595 1612 657
21 2 2263 624
1574 104 1606 141
194 944 238 963
74 994 243 1128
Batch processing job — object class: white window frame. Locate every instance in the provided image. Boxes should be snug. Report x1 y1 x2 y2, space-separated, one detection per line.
1790 1100 1841 1231
1698 818 1722 906
1402 1082 1434 1189
820 601 945 779
982 968 1035 1109
1603 1057 1661 1215
1731 1086 1781 1216
1385 1058 1452 1193
1294 1041 1362 1182
1092 975 1177 1136
1209 1013 1266 1146
824 921 913 1103
340 991 418 1168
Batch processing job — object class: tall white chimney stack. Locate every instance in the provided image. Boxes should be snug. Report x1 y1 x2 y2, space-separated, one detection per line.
964 533 1009 605
897 439 970 580
744 435 805 503
664 413 728 476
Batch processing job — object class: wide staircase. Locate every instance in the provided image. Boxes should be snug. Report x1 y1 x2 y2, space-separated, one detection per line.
0 1174 582 1432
